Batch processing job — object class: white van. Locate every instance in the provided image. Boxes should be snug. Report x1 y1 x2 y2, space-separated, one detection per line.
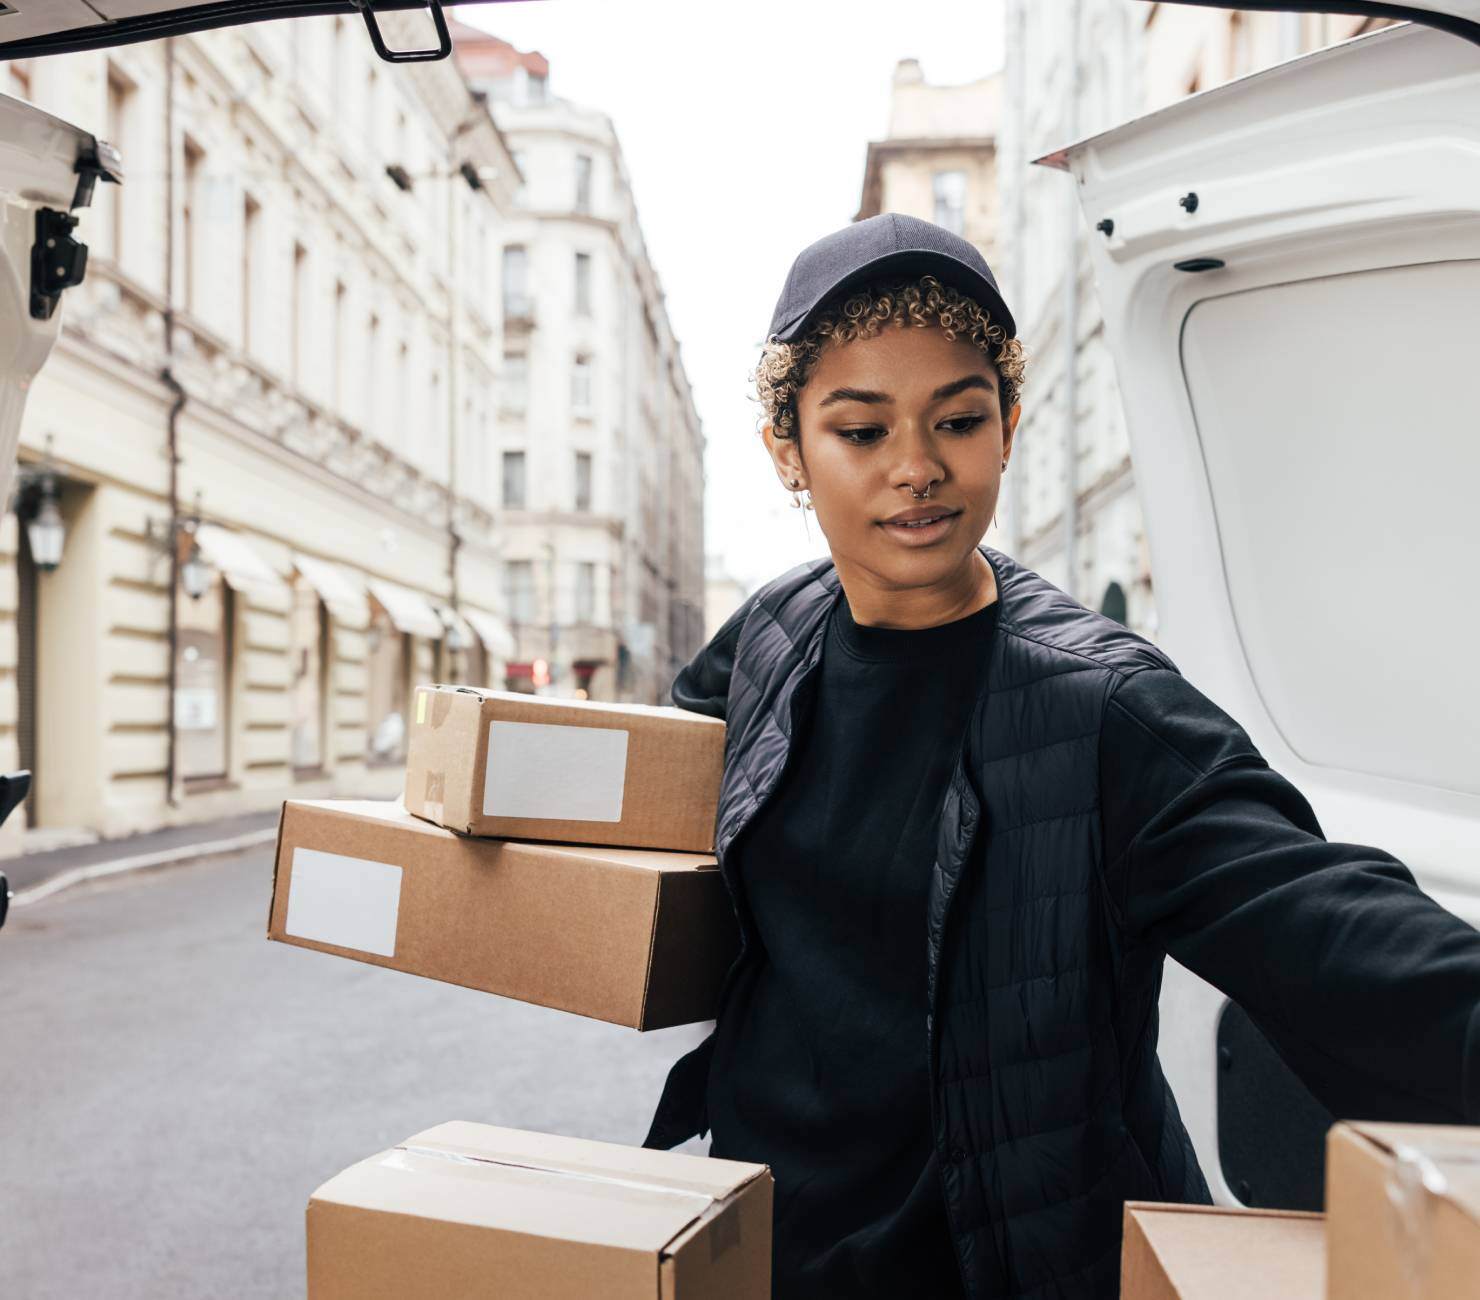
1046 0 1480 1210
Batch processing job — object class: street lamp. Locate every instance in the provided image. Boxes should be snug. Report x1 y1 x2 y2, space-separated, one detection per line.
145 494 216 601
180 538 212 601
23 476 65 571
13 443 67 572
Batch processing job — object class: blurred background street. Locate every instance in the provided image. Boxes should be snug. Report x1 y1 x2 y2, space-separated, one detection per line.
3 850 709 1299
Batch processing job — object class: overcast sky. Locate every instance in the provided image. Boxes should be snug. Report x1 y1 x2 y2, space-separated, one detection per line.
463 0 1006 594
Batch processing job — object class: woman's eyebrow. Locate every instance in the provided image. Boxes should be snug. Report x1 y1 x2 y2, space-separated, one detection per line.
818 386 890 408
931 374 995 401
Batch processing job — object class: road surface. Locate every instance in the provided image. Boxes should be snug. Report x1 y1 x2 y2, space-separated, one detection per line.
1 845 711 1298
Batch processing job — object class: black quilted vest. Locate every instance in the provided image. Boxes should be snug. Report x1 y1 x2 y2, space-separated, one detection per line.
645 544 1212 1299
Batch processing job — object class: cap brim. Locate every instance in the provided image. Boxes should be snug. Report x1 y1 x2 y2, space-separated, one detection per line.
770 248 1017 345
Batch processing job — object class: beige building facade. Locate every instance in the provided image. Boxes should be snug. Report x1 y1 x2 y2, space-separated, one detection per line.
1 13 522 851
454 28 706 707
856 59 1004 270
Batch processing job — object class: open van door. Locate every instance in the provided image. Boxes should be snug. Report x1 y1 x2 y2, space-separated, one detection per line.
1044 11 1480 1209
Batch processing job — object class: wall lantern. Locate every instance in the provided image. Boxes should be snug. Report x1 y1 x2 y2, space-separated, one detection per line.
145 492 217 601
13 443 66 572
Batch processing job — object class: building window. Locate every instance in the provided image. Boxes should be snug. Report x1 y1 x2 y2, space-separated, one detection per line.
176 574 232 782
572 354 594 413
290 242 307 388
503 349 528 412
574 251 592 316
332 280 347 412
366 610 408 763
504 559 536 625
574 153 593 214
183 136 205 316
102 65 133 263
502 244 530 319
365 311 381 443
575 561 597 625
290 582 328 771
574 451 593 512
932 170 967 236
241 192 262 352
502 450 526 510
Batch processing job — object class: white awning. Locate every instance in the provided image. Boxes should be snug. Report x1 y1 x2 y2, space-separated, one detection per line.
293 553 368 626
462 606 516 659
367 578 445 640
193 523 285 596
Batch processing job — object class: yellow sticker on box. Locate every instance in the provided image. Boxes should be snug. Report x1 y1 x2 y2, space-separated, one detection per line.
416 690 427 725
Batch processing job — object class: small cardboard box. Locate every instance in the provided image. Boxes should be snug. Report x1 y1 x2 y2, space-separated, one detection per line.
1121 1202 1325 1299
403 685 725 852
307 1121 772 1299
1326 1121 1480 1300
267 800 738 1030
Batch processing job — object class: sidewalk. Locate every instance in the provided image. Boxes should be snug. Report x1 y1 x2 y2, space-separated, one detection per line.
4 810 280 903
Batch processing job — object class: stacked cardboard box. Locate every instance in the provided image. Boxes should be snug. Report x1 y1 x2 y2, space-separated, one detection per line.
307 1121 773 1299
277 686 766 1294
267 685 735 1028
1119 1120 1480 1299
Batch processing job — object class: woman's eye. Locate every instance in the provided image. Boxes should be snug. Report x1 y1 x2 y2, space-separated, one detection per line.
939 414 987 434
838 426 886 445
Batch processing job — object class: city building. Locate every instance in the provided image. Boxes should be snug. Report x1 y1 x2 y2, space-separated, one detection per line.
451 26 706 706
0 12 520 851
856 59 1003 267
995 2 1398 638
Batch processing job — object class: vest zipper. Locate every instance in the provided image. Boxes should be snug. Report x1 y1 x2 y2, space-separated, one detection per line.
928 765 983 1298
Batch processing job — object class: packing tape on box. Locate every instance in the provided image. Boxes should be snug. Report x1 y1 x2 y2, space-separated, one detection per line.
1385 1141 1480 1297
387 1144 719 1208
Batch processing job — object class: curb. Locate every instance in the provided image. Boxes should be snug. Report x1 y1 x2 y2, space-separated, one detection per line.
10 826 279 908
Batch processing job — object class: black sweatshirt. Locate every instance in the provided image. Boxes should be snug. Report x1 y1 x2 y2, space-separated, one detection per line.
696 590 1480 1298
706 592 996 1299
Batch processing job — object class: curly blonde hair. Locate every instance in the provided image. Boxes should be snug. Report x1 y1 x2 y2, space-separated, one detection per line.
754 274 1026 440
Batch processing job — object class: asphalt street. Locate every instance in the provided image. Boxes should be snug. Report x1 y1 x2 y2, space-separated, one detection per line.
0 846 712 1299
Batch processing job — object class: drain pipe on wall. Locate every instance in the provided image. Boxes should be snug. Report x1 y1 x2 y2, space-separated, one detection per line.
162 37 185 809
1060 0 1084 603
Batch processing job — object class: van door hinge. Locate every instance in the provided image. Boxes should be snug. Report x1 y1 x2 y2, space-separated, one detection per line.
31 208 87 322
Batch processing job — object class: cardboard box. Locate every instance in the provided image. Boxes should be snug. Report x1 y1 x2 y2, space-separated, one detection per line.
1121 1202 1325 1299
307 1121 772 1299
267 800 738 1030
1326 1121 1480 1300
403 684 725 852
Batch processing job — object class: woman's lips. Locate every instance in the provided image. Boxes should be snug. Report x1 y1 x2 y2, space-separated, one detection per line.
878 510 961 544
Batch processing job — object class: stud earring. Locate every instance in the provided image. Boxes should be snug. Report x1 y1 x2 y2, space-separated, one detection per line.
788 476 802 509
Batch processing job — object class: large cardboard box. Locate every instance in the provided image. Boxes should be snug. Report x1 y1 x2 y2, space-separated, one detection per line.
1121 1202 1325 1299
1326 1121 1480 1300
267 800 738 1030
403 685 725 852
307 1121 772 1299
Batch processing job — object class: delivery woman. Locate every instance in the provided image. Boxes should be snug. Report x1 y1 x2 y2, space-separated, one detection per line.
641 213 1480 1300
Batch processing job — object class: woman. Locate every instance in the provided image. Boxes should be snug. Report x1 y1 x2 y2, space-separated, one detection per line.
642 214 1480 1300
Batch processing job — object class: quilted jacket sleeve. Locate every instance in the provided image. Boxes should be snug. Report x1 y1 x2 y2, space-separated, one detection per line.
668 586 757 719
1100 666 1480 1124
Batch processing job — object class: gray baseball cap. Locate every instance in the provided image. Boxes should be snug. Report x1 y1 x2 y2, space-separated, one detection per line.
766 212 1016 346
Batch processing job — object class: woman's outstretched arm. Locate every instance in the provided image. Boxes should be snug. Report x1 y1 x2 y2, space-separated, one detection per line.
1100 666 1480 1124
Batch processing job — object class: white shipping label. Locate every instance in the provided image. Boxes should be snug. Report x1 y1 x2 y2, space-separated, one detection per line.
484 720 628 822
285 848 403 957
